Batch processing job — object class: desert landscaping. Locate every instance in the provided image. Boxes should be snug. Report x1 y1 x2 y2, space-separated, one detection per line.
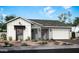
0 38 78 47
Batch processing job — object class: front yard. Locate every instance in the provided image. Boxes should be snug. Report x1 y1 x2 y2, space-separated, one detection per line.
0 39 78 47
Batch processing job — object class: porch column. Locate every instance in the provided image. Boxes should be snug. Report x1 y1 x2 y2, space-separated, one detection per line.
48 28 52 40
37 28 41 40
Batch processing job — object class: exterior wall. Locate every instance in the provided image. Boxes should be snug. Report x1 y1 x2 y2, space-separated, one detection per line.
75 32 79 38
7 18 31 40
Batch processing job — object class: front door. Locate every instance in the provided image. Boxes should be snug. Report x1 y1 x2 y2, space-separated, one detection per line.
16 28 23 41
14 26 25 41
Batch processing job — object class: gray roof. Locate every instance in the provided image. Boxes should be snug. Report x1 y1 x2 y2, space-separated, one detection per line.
6 17 72 26
29 19 72 26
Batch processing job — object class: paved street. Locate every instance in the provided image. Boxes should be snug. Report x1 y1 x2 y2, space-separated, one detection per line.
0 44 79 53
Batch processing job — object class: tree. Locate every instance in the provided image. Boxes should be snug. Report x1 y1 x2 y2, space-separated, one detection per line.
0 15 16 32
58 13 67 23
58 11 72 23
5 15 16 21
73 17 79 26
67 11 72 23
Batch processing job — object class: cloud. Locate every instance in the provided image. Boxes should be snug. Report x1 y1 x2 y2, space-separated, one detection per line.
63 6 72 10
40 6 55 18
44 6 55 15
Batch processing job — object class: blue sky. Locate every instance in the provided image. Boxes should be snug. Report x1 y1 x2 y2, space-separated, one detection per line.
0 6 79 21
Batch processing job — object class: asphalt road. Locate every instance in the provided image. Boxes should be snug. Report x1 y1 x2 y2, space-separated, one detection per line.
0 45 79 53
6 48 79 53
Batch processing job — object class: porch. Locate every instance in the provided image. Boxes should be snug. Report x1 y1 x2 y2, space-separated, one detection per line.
31 27 50 40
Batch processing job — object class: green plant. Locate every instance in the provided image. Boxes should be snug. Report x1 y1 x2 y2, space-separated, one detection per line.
45 39 49 41
27 36 30 40
20 39 23 41
25 39 28 41
9 37 12 41
21 43 28 46
4 42 13 47
1 34 6 40
39 41 47 45
38 38 41 40
32 39 37 42
71 32 75 39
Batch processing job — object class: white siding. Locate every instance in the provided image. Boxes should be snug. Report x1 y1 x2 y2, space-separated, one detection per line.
7 18 31 40
75 32 79 38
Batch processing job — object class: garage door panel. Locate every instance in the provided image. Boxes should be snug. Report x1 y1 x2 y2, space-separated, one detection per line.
53 29 70 39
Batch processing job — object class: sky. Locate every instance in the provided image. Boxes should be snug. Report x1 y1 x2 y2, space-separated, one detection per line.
0 6 79 21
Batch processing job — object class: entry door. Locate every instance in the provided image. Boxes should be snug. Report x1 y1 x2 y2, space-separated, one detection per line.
16 28 23 41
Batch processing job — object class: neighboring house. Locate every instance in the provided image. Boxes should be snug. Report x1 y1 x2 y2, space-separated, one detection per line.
72 24 79 38
6 17 72 41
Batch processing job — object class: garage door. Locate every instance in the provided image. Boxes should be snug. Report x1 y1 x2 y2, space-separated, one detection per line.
53 29 70 39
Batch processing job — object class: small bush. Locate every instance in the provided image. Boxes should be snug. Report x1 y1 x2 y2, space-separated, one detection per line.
38 38 42 40
43 39 49 41
20 39 23 41
21 43 28 46
4 41 9 46
9 37 12 41
4 43 13 47
25 39 28 41
32 40 37 42
4 41 13 47
25 37 31 41
39 41 47 45
71 32 75 39
1 34 6 40
27 36 30 40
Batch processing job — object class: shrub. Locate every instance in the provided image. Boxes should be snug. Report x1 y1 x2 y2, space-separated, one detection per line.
32 40 37 42
4 41 9 46
21 43 28 46
27 36 30 40
39 41 47 45
25 36 31 41
1 34 6 40
20 39 23 41
4 42 13 47
9 37 12 41
71 32 75 39
25 39 28 41
38 38 42 40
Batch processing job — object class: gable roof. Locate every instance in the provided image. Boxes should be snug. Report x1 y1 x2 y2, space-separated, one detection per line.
6 17 72 27
6 17 43 26
29 19 72 26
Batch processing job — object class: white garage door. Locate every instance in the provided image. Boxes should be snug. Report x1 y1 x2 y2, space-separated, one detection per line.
53 29 70 39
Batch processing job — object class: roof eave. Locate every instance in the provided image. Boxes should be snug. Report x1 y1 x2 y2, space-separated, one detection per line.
5 17 43 26
43 26 72 28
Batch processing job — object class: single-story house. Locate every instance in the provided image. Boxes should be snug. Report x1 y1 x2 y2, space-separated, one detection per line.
6 17 72 41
